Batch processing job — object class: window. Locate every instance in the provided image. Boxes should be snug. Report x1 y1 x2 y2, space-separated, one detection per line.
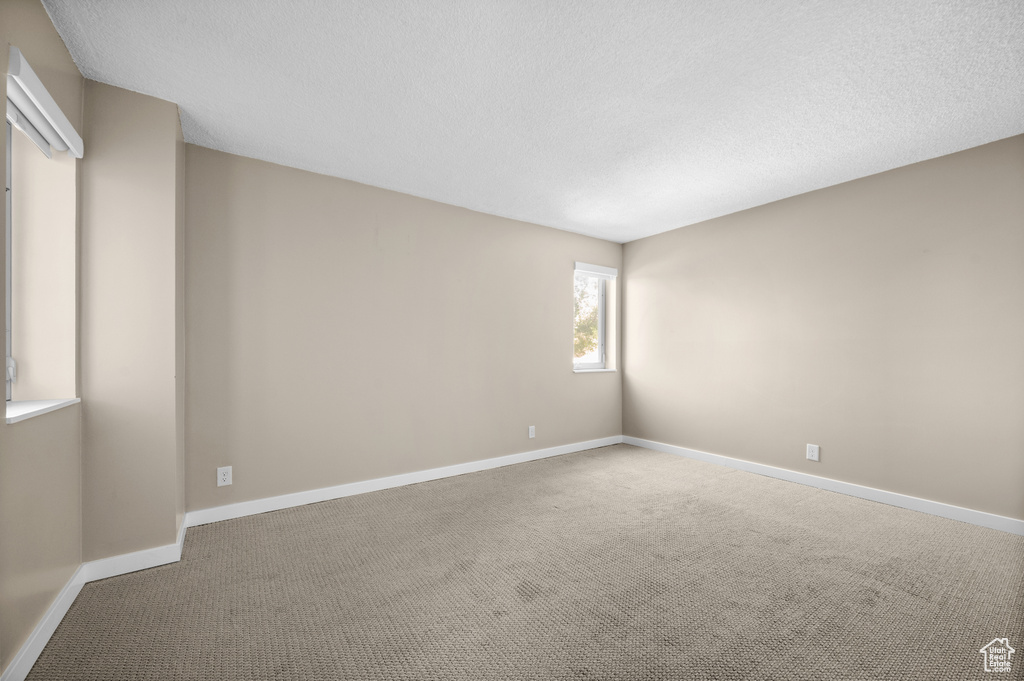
573 262 617 371
5 46 83 405
5 121 11 400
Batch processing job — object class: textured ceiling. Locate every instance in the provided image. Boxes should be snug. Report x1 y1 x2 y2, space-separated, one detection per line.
41 0 1024 243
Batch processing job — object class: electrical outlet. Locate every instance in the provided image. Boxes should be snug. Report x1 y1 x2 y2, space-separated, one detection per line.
529 425 535 439
806 444 820 462
217 466 232 486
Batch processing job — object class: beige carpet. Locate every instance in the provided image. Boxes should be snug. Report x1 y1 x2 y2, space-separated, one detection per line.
29 444 1024 680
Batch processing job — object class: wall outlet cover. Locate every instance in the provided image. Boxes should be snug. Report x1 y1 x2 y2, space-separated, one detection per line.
217 466 232 486
806 444 820 462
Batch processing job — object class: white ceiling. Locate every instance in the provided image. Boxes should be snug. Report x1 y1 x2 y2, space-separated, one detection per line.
41 0 1024 243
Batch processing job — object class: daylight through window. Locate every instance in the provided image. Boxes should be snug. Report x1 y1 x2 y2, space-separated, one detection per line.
573 262 617 371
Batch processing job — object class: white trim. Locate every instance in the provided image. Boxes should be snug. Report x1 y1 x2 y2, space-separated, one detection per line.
7 47 84 158
186 435 625 527
6 398 80 424
624 436 1024 536
5 120 12 402
3 433 1020 681
6 100 51 158
0 567 84 681
176 516 187 552
0 438 620 680
0 523 188 681
574 261 617 279
78 520 186 583
572 368 616 373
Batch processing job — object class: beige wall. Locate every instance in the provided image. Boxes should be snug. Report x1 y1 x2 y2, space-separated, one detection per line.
622 135 1024 521
10 128 77 400
80 81 182 560
0 404 81 672
185 146 622 511
0 1 84 673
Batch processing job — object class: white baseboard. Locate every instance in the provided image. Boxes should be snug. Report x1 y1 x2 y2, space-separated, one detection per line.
2 436 621 681
186 435 625 528
78 519 188 583
11 433 1014 681
624 436 1024 536
0 567 84 681
0 520 189 681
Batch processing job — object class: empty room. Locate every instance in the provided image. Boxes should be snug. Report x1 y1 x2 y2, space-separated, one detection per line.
1 1 1022 679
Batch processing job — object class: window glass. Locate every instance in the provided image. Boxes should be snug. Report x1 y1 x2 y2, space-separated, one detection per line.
574 271 601 366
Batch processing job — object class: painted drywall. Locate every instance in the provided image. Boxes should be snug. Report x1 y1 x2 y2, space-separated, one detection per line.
80 81 182 561
622 134 1024 521
10 129 76 400
0 1 83 672
0 403 81 672
185 145 622 512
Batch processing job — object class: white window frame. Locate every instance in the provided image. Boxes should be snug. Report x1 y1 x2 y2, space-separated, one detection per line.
5 120 12 401
573 262 617 371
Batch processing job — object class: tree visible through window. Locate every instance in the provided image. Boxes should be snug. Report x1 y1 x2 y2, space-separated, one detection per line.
573 262 616 370
574 272 600 363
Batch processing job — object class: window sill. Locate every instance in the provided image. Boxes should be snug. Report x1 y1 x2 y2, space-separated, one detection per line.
6 398 80 424
573 368 616 373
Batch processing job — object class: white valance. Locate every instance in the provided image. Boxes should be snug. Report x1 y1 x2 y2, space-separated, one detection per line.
574 262 617 279
6 46 83 159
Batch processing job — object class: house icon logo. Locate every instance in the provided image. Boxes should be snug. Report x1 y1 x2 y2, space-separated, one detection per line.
980 638 1015 673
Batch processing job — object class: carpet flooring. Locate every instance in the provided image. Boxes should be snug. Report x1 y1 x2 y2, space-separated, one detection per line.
28 444 1024 680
